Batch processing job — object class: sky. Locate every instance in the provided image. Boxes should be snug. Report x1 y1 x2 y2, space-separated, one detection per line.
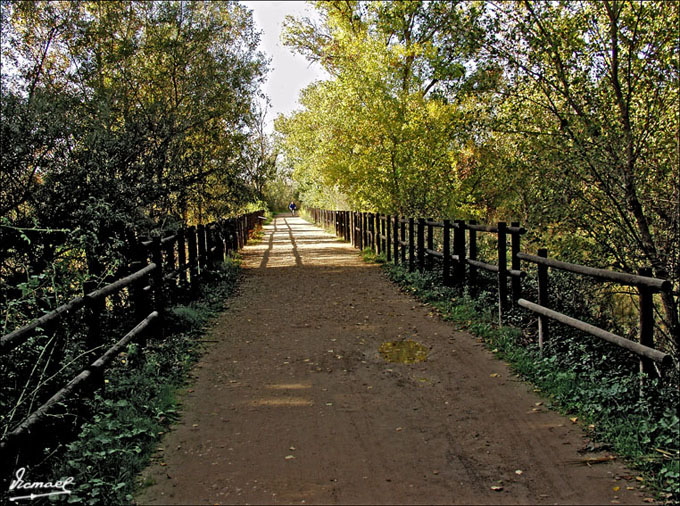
241 1 329 133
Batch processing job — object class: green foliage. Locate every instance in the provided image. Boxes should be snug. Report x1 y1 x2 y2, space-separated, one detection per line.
278 0 679 349
378 259 679 501
277 1 485 215
360 248 386 264
482 0 679 347
1 0 270 235
0 0 274 446
263 174 298 213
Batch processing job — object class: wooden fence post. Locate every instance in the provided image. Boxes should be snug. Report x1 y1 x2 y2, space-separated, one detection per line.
197 224 207 271
375 213 380 254
340 211 345 240
224 220 231 258
214 223 223 265
236 217 242 249
417 217 425 272
208 225 216 268
352 212 356 247
510 222 521 303
82 277 105 389
348 212 353 246
187 226 199 295
453 220 466 286
151 236 166 326
357 212 361 247
366 213 370 249
236 218 242 250
426 219 433 271
226 219 235 254
408 217 415 272
216 222 225 264
128 232 151 326
386 214 392 262
350 212 354 247
497 222 508 325
177 228 187 287
165 234 177 294
400 217 406 264
391 215 397 265
468 220 477 295
84 279 104 351
537 248 549 351
638 267 657 378
371 213 376 251
365 212 370 249
443 220 451 286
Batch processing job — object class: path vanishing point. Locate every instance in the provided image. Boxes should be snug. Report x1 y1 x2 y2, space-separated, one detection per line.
136 215 648 505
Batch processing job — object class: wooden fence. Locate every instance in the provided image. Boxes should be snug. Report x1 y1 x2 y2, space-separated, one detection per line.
308 208 673 377
0 211 263 455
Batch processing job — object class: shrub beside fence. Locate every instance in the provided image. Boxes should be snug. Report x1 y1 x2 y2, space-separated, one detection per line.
308 208 674 379
0 211 263 458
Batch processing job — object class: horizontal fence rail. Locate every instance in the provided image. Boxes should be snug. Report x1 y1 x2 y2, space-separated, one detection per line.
0 210 263 456
1 311 159 453
307 207 674 378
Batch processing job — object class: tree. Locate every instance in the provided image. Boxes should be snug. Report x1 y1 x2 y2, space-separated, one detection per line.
241 103 278 201
1 0 269 328
2 0 269 227
278 0 486 215
484 0 679 348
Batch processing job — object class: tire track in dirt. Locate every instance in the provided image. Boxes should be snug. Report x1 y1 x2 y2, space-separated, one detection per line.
135 215 649 505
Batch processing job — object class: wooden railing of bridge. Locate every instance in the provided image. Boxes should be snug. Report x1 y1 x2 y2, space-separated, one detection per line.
308 208 673 378
1 211 263 454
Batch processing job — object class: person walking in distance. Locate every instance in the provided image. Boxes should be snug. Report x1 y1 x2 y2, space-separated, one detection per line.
289 201 297 216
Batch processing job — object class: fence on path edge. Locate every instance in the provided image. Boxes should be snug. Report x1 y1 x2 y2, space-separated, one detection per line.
307 207 674 379
0 210 264 457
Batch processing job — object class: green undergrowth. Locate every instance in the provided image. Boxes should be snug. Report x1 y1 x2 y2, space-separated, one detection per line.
374 259 679 503
42 257 242 504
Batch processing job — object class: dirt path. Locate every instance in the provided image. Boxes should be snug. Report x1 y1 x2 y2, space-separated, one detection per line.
136 216 648 505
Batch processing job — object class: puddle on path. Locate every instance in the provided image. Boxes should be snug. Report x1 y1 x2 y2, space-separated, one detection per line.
379 339 428 364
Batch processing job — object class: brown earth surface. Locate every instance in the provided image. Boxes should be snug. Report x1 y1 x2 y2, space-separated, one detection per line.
135 215 650 505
